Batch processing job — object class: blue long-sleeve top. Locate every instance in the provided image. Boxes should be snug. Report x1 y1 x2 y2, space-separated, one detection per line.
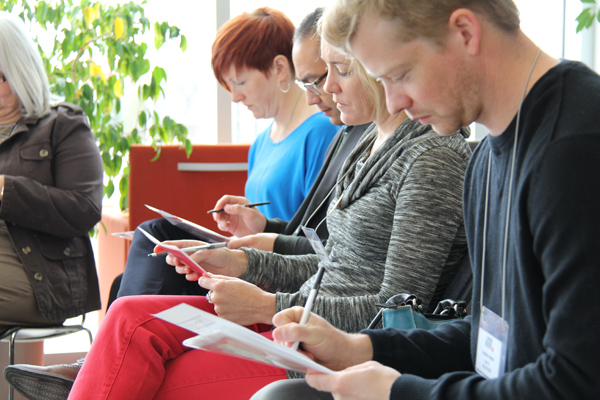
245 112 337 220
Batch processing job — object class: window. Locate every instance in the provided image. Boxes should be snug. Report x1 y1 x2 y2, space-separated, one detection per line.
143 0 598 143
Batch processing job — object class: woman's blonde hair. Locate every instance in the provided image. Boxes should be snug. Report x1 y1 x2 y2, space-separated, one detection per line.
318 15 386 121
0 12 52 119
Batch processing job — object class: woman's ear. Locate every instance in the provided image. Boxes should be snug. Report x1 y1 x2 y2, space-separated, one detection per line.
273 55 291 79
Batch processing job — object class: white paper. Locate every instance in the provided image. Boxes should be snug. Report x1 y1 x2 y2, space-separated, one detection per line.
145 204 230 243
111 231 135 240
153 303 334 375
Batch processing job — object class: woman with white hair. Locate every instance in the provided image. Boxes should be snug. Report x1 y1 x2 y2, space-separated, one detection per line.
0 11 103 334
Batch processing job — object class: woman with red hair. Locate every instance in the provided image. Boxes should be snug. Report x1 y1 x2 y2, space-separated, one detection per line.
213 7 337 221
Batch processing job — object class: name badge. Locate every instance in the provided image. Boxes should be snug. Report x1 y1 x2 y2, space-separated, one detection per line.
475 306 509 379
301 226 331 264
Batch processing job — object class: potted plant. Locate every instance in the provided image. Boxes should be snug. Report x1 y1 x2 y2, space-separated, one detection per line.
0 0 191 211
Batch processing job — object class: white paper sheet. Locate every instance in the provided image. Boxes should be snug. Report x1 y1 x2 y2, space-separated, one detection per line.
153 303 334 375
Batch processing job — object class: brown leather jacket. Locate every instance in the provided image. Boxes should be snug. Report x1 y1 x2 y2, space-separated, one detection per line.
0 103 103 322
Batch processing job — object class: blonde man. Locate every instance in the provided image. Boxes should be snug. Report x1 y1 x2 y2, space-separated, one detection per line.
252 1 600 399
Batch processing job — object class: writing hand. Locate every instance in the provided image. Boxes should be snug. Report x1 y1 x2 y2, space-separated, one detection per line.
211 195 267 237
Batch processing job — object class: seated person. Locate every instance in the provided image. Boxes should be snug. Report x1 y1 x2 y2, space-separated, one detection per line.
7 32 471 400
116 7 367 298
252 0 600 398
232 8 337 222
0 11 103 335
212 8 372 255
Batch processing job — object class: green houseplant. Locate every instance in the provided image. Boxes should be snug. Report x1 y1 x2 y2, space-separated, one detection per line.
0 0 192 211
576 0 599 32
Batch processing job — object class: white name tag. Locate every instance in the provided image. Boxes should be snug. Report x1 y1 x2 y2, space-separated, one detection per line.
475 306 509 379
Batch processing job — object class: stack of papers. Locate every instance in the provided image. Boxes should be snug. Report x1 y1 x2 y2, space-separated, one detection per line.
153 303 334 375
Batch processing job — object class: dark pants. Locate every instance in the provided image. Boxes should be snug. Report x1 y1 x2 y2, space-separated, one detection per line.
116 219 208 298
251 379 333 400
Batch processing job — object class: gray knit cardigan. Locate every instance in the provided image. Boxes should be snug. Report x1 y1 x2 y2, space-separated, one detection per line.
241 118 471 334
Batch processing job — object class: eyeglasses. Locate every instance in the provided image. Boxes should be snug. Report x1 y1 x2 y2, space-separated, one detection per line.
295 71 327 95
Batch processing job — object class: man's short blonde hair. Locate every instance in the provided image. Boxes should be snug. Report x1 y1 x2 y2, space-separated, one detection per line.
322 0 520 49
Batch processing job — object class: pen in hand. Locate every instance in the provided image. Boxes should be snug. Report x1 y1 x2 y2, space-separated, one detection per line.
290 266 326 352
148 242 228 257
207 201 270 214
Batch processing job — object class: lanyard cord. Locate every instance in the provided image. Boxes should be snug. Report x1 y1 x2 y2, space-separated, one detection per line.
480 48 541 320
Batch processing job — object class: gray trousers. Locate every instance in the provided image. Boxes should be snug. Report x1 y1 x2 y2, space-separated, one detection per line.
0 234 63 333
251 379 334 400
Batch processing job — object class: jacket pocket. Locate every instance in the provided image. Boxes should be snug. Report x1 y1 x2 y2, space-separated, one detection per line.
39 236 88 307
39 236 87 260
20 140 53 180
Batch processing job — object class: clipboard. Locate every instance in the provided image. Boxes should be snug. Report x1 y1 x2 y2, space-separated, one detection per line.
137 227 208 276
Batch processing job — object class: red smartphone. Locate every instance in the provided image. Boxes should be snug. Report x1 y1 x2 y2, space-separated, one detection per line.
137 227 208 276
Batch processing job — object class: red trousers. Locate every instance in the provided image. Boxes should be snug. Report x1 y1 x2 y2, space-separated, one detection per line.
68 295 286 399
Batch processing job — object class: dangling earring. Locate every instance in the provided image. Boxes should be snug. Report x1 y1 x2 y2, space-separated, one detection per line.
278 79 290 93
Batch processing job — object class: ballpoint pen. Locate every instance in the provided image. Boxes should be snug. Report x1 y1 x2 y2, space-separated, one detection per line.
290 265 326 351
148 242 228 257
207 201 271 214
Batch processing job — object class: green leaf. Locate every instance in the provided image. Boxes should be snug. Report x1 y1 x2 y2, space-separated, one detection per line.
154 21 165 49
168 26 180 37
150 146 161 162
138 110 147 127
158 126 169 143
119 192 128 211
142 84 151 100
180 35 187 52
118 175 128 198
575 7 597 32
105 179 115 198
183 139 193 157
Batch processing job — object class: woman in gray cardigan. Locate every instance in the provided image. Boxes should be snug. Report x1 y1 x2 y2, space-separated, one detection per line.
51 38 472 400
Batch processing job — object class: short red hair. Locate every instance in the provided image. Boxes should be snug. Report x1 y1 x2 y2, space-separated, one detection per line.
212 7 295 91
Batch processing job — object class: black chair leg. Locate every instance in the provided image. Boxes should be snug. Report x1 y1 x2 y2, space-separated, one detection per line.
8 331 17 400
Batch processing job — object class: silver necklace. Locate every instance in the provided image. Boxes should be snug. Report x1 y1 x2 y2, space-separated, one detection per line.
480 47 542 319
